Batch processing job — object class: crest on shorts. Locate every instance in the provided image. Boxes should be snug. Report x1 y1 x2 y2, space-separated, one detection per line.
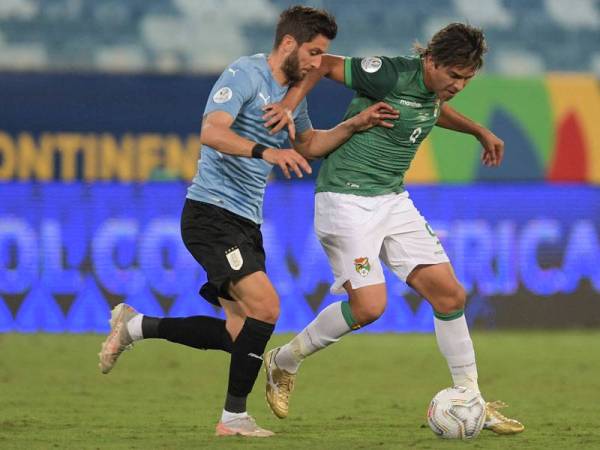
225 246 243 271
354 257 371 277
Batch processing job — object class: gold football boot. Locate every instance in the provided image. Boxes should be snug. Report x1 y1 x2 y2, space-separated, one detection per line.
264 347 296 419
484 400 525 434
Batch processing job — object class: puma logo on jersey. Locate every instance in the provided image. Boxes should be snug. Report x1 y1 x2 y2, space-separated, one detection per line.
248 353 263 360
259 92 271 105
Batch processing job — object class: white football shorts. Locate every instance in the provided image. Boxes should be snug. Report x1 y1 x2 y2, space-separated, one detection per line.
315 191 449 294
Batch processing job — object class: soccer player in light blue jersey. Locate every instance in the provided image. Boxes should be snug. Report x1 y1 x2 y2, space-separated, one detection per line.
99 6 398 437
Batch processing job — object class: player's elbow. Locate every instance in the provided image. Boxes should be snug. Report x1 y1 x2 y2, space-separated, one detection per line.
200 123 220 148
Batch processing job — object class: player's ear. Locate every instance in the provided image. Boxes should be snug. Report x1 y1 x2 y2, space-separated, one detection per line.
280 34 298 55
425 55 439 72
424 54 433 69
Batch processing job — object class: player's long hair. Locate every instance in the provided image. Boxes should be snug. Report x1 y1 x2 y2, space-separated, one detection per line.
414 23 487 70
274 6 337 48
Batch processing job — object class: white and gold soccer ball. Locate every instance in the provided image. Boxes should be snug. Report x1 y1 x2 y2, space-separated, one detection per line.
427 386 486 440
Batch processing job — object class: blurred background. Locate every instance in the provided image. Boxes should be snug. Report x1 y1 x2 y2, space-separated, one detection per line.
1 0 599 333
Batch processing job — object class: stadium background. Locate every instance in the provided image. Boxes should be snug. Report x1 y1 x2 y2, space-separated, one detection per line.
1 0 599 334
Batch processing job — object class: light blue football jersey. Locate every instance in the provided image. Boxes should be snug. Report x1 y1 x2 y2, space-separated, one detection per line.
187 53 312 224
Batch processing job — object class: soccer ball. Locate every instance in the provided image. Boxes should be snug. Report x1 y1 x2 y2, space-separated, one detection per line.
427 386 486 440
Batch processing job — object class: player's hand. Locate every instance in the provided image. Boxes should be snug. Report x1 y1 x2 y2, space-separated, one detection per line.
350 102 399 132
262 148 312 179
477 129 504 167
263 103 296 140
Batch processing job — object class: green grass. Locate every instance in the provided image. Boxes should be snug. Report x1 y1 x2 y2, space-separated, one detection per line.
1 331 599 449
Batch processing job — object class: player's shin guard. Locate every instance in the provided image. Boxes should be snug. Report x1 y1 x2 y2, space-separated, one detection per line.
141 316 233 352
226 317 275 412
275 301 357 373
433 310 480 394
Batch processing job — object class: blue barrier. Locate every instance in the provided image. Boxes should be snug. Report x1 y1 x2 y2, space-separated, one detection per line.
1 182 599 332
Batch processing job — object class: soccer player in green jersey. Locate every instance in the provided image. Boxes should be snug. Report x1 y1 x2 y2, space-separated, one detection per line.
263 23 524 435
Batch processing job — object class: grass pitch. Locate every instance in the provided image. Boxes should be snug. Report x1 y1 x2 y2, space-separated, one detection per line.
1 331 599 449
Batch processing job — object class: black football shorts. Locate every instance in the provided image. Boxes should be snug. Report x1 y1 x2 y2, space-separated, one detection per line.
181 198 266 306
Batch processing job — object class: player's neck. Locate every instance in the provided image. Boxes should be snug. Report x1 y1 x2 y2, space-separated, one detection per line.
267 52 289 86
421 59 433 93
420 57 437 96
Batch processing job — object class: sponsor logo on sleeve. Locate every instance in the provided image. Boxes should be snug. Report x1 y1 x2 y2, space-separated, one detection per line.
361 57 382 73
213 87 233 104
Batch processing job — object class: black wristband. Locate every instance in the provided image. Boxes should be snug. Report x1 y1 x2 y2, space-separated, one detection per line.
251 143 268 159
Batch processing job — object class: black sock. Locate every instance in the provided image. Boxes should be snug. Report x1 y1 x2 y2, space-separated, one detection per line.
141 315 232 352
225 317 275 413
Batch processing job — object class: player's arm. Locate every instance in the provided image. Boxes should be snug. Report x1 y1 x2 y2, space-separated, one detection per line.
292 101 398 159
263 55 345 139
201 111 260 158
200 111 311 178
271 54 345 113
274 55 345 111
266 55 398 138
436 102 504 167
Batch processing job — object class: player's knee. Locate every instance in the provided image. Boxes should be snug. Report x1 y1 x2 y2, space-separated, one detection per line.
453 284 467 309
434 284 466 314
352 302 385 326
252 306 280 324
261 303 280 324
246 295 280 324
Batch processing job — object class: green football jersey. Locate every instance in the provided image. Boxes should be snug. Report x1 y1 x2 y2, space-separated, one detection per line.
316 55 440 195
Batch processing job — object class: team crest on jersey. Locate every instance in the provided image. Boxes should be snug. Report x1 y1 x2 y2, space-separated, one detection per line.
354 257 371 277
361 57 382 73
225 246 243 270
213 87 233 104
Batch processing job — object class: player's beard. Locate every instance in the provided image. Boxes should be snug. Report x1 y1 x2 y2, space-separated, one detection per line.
282 49 302 86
